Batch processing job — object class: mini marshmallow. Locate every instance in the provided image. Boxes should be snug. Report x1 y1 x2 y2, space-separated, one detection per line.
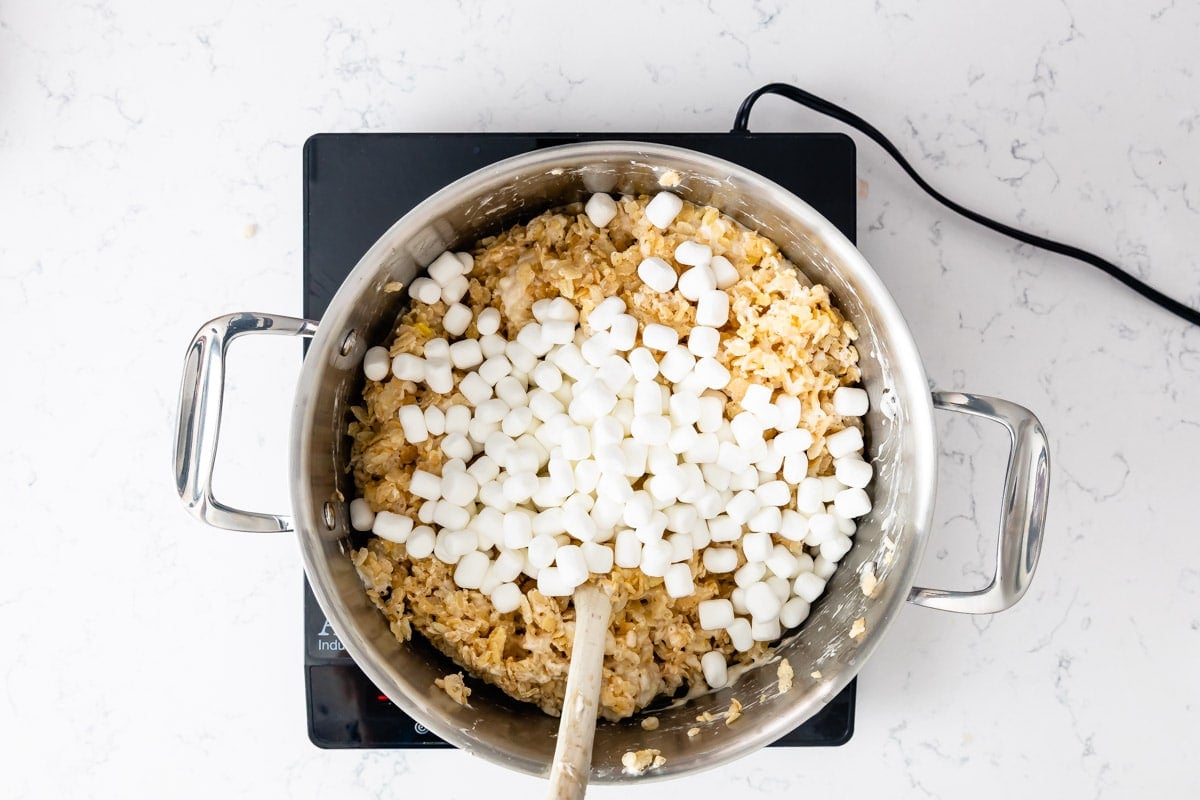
702 547 738 573
372 511 413 544
820 533 854 562
398 405 428 444
779 597 811 629
734 561 766 588
490 582 523 613
640 540 673 577
443 303 472 337
677 261 717 302
423 405 446 437
745 581 783 621
659 346 696 383
793 571 828 603
495 376 527 408
363 346 391 381
694 357 731 390
638 256 677 293
687 327 720 359
536 567 572 597
614 529 642 568
474 332 505 359
390 353 425 382
349 498 376 531
698 600 735 633
834 487 872 518
674 240 712 267
747 505 782 534
631 414 671 446
779 510 809 542
835 457 873 489
727 618 754 652
825 426 864 459
708 255 739 289
645 191 684 229
608 314 638 351
833 386 869 417
581 541 614 573
409 277 442 305
726 489 761 525
755 480 790 507
751 619 781 642
440 274 469 305
741 531 773 562
663 563 695 598
587 297 626 331
454 550 490 589
428 251 465 285
695 290 730 327
642 323 679 351
441 432 475 462
477 355 513 386
505 341 537 375
473 307 500 336
628 347 659 382
707 515 741 542
405 526 436 559
585 193 618 227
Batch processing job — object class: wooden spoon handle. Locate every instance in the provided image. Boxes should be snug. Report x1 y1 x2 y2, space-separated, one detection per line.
547 584 613 800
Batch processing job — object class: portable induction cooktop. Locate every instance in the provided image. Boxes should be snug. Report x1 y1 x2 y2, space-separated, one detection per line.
302 132 858 749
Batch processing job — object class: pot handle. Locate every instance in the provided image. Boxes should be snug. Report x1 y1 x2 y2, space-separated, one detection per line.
174 312 319 532
907 391 1050 614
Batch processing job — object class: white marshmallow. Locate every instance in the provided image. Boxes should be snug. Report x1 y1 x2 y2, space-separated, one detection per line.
793 571 828 603
536 567 572 597
474 307 500 337
371 511 413 544
663 563 695 598
698 600 735 632
631 414 671 446
825 426 864 459
745 581 782 621
727 618 754 652
405 526 436 559
640 539 673 577
734 561 766 588
659 346 695 383
645 191 684 229
476 333 505 359
834 487 872 518
695 290 730 327
751 618 781 642
833 386 869 417
490 582 523 613
726 489 761 525
454 550 490 589
608 314 638 351
709 255 739 289
423 406 446 437
702 547 738 573
363 346 391 381
614 529 642 568
443 303 473 337
581 541 614 573
409 277 442 305
349 498 376 531
440 274 469 305
694 357 731 390
741 531 773 562
586 297 626 332
835 457 873 489
707 515 741 542
638 256 677 293
627 347 659 382
428 251 464 285
820 533 854 562
687 326 720 359
674 240 712 267
585 192 618 227
505 341 537 375
779 597 811 629
641 323 679 351
747 505 782 534
755 480 790 507
390 353 425 382
398 405 428 443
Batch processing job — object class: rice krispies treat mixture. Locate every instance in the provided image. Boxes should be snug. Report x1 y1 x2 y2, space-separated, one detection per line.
349 194 861 720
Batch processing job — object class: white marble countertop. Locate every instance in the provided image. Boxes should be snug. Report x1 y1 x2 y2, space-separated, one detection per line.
3 1 1198 797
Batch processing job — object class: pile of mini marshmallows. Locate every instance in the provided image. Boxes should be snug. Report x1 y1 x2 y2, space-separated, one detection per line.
351 191 873 684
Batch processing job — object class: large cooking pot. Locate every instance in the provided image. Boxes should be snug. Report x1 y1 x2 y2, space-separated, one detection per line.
174 141 1049 782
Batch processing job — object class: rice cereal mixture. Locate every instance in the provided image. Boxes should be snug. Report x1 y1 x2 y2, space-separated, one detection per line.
349 194 861 720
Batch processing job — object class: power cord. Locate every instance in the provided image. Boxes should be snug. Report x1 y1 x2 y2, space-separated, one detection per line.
732 82 1200 328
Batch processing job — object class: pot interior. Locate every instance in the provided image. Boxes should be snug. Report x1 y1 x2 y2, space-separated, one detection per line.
292 141 935 782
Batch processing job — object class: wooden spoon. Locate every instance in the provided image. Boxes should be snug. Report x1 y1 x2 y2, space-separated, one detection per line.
546 584 613 800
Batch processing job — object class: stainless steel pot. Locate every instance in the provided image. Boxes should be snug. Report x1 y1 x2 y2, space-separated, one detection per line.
174 141 1049 782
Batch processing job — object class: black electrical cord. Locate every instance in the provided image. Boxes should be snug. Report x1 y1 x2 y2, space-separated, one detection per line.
732 82 1200 328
